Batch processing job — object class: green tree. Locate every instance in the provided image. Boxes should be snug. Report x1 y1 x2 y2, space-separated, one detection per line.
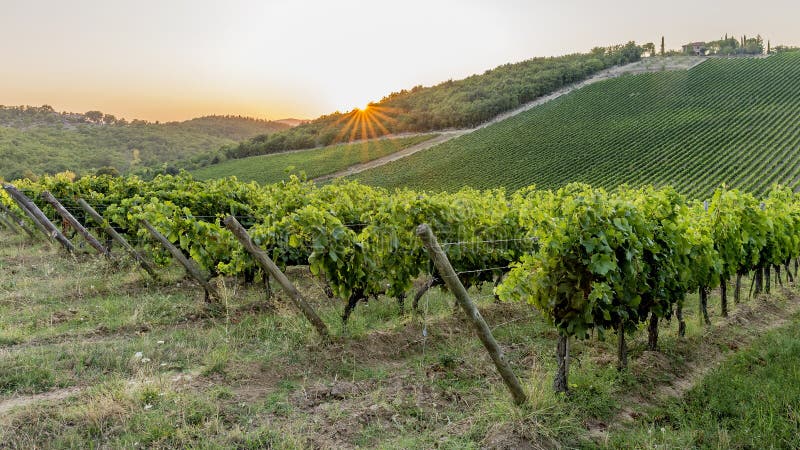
85 110 104 124
95 166 120 177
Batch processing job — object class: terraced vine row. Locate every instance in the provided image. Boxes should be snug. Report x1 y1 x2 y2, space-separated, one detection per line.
353 52 800 199
4 173 800 392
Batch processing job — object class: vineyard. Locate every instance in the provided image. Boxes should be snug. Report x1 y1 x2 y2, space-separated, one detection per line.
3 173 800 446
3 173 800 375
191 134 436 184
353 51 800 198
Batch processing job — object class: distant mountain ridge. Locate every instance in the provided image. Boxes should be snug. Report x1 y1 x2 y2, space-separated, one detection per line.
0 105 290 180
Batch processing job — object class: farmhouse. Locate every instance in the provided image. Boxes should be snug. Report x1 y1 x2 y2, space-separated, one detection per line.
682 41 707 56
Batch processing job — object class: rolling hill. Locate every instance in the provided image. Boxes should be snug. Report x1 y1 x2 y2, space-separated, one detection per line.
213 43 643 162
0 106 290 180
353 51 800 198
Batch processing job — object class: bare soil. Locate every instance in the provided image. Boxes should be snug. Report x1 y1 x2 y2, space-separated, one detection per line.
0 387 83 416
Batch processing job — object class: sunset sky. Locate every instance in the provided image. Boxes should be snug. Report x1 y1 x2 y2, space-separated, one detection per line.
2 0 798 122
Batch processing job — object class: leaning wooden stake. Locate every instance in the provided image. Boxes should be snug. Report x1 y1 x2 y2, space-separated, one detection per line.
41 192 110 258
224 215 330 340
77 199 159 280
2 184 74 253
141 219 218 301
0 212 19 234
416 224 527 405
0 202 36 238
3 186 54 240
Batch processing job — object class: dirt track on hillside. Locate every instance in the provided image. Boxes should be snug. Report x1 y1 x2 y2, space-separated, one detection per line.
312 131 469 182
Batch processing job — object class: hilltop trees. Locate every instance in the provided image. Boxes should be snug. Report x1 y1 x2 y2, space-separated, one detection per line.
84 110 104 124
773 45 800 54
706 34 765 55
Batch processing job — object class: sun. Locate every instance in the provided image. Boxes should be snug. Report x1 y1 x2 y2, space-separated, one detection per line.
328 103 399 144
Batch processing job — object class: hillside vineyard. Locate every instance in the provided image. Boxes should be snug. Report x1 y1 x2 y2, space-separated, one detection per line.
5 174 800 391
354 52 800 198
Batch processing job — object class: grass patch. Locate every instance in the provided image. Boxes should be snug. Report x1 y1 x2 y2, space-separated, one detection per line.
193 134 436 184
3 231 800 448
607 311 800 449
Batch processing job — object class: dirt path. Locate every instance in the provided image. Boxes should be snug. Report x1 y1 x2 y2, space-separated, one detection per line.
0 386 83 415
0 368 205 419
313 56 706 182
313 131 469 182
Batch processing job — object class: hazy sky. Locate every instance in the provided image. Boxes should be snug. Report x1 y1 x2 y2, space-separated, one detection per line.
2 0 797 121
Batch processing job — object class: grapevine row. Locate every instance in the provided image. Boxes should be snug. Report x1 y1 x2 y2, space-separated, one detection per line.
3 174 800 393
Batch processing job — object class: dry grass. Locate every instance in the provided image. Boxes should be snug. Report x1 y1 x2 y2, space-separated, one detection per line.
2 231 799 448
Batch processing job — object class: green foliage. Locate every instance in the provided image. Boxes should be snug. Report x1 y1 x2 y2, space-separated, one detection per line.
620 186 696 320
497 185 654 338
704 33 765 56
10 172 800 339
355 51 800 198
496 183 795 343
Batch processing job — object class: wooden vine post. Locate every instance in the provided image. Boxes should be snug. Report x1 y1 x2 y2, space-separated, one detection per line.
0 212 19 234
224 215 330 340
0 202 36 238
2 184 75 253
554 335 570 392
416 223 527 405
77 198 159 280
41 191 110 258
141 219 219 302
3 185 55 240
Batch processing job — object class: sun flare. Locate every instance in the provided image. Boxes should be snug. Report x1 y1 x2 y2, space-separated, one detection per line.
329 103 399 143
